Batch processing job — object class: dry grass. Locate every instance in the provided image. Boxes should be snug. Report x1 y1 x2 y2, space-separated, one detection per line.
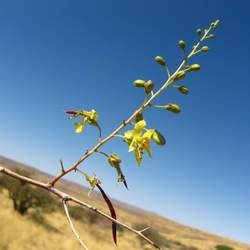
0 157 249 250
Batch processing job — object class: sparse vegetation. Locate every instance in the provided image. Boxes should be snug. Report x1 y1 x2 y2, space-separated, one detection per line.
0 169 56 215
0 164 249 250
68 205 100 224
215 245 235 250
133 223 171 248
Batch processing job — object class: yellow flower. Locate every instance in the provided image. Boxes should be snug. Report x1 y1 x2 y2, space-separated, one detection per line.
84 174 101 187
124 120 155 166
108 154 121 168
67 109 101 137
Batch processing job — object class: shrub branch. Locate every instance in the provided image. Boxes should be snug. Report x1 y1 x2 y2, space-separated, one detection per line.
62 199 89 250
0 166 162 249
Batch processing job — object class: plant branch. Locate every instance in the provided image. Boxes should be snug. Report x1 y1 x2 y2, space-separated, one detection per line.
0 166 161 249
62 199 89 250
50 25 213 187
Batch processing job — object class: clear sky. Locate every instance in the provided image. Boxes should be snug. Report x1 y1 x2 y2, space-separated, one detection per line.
0 0 249 244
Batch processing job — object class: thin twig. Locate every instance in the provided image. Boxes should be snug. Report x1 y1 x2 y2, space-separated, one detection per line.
50 25 214 187
139 227 151 233
0 166 161 249
60 159 65 173
62 199 89 250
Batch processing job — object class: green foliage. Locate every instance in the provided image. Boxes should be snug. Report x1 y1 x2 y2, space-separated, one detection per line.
0 169 57 215
68 205 100 224
28 209 58 232
133 223 170 248
215 245 235 250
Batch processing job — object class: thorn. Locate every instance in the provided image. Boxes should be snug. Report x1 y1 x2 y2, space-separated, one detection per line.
60 159 65 173
122 120 126 126
88 188 94 197
47 182 53 188
139 227 151 233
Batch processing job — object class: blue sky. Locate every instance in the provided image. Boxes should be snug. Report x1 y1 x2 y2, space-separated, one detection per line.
0 0 249 244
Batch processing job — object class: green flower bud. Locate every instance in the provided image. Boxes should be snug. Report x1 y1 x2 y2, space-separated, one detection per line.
108 154 121 168
186 64 201 72
201 46 209 52
135 111 143 123
178 40 186 49
206 34 215 39
152 130 166 145
174 85 189 95
174 70 186 81
196 29 202 35
133 79 146 88
214 19 220 28
144 80 155 94
211 19 219 29
165 104 181 113
155 56 166 66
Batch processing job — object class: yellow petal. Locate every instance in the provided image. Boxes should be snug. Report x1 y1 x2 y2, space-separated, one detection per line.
144 141 152 158
90 109 99 122
124 130 134 140
135 149 142 166
143 129 155 140
134 120 146 133
75 124 84 133
128 140 136 152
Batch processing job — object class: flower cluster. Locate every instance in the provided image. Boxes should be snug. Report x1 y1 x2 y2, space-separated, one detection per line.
66 109 101 137
123 120 165 166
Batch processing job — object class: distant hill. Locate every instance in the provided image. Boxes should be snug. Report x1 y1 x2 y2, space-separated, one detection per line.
0 155 249 250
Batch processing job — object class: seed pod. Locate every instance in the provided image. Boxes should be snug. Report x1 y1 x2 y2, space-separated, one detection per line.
155 56 166 66
186 64 201 72
175 85 189 95
133 79 146 88
135 111 143 123
196 29 202 35
108 154 121 168
201 46 209 52
144 80 155 94
178 40 186 49
152 130 166 145
174 70 186 81
165 104 181 113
